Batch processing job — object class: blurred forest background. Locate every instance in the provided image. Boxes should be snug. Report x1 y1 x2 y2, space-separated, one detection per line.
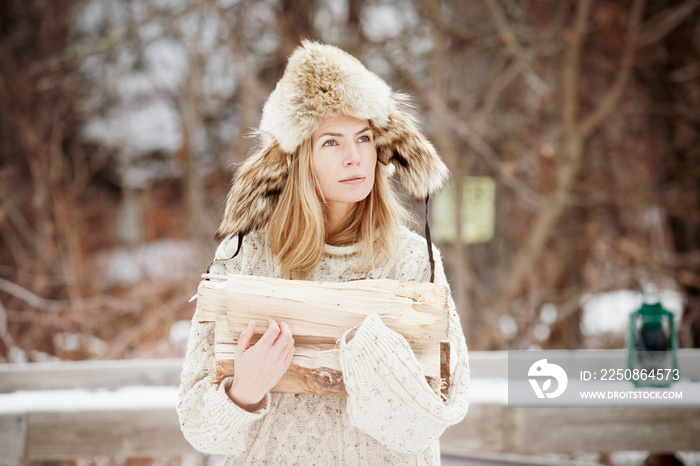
0 0 699 364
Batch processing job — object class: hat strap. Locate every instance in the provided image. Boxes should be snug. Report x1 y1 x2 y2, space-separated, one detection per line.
206 232 244 276
424 195 436 283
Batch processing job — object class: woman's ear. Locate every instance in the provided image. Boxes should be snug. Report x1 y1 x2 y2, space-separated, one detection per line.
217 136 289 239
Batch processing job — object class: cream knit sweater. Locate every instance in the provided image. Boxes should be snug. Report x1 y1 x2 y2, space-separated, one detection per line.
177 227 470 465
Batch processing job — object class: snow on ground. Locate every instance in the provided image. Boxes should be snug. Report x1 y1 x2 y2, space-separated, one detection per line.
581 289 683 336
0 379 504 415
0 380 507 415
0 386 178 414
92 238 200 287
468 378 509 404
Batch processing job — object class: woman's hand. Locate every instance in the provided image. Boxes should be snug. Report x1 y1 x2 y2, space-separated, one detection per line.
226 318 295 411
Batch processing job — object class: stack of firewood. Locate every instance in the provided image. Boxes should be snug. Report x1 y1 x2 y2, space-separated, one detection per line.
196 274 451 396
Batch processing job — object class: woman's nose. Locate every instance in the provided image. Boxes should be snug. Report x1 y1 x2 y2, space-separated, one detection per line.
344 144 361 165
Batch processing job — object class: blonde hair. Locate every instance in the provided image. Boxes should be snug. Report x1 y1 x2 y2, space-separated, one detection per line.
268 138 410 279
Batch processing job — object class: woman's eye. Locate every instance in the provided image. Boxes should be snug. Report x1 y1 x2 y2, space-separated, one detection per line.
323 139 337 147
358 135 371 143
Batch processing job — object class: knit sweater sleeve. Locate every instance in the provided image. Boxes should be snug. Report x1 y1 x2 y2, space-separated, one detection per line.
338 244 470 454
176 235 271 456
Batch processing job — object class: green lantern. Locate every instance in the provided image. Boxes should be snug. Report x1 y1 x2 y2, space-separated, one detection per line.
626 289 679 388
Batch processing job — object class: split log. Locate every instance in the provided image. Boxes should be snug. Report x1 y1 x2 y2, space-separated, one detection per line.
197 274 451 396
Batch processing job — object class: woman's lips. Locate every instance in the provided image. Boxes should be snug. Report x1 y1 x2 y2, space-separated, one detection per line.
340 176 365 185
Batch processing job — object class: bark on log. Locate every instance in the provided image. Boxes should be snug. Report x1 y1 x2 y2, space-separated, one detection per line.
197 274 451 396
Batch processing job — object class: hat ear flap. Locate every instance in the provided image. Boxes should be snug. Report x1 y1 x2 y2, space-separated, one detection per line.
374 94 449 199
217 135 289 239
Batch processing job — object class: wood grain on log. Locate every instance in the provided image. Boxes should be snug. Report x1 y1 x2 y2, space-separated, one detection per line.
198 274 451 396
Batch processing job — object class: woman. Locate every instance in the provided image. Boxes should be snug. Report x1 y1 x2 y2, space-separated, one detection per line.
177 41 470 465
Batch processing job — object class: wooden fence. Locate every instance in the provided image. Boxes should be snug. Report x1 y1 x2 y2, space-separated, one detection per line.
1 351 699 464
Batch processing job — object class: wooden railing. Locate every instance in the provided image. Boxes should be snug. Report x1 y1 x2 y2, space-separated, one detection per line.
1 351 699 465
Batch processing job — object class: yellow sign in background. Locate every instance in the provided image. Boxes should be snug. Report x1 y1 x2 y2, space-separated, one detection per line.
431 177 495 244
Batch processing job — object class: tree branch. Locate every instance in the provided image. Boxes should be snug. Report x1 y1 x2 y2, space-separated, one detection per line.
639 0 699 47
0 278 135 313
563 0 592 134
450 119 543 207
474 0 597 347
481 0 549 95
579 0 645 138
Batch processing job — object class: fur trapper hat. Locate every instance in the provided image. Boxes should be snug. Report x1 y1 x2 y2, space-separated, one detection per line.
217 40 449 239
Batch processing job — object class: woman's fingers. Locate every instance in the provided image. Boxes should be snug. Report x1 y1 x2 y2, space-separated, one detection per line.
235 320 256 356
237 318 295 361
257 318 281 346
278 322 293 344
228 318 296 406
278 322 295 364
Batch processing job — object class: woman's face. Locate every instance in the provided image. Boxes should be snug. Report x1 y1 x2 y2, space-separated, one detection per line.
311 114 377 220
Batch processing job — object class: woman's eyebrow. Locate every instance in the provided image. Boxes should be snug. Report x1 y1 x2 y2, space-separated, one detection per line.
317 127 370 139
318 132 343 138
